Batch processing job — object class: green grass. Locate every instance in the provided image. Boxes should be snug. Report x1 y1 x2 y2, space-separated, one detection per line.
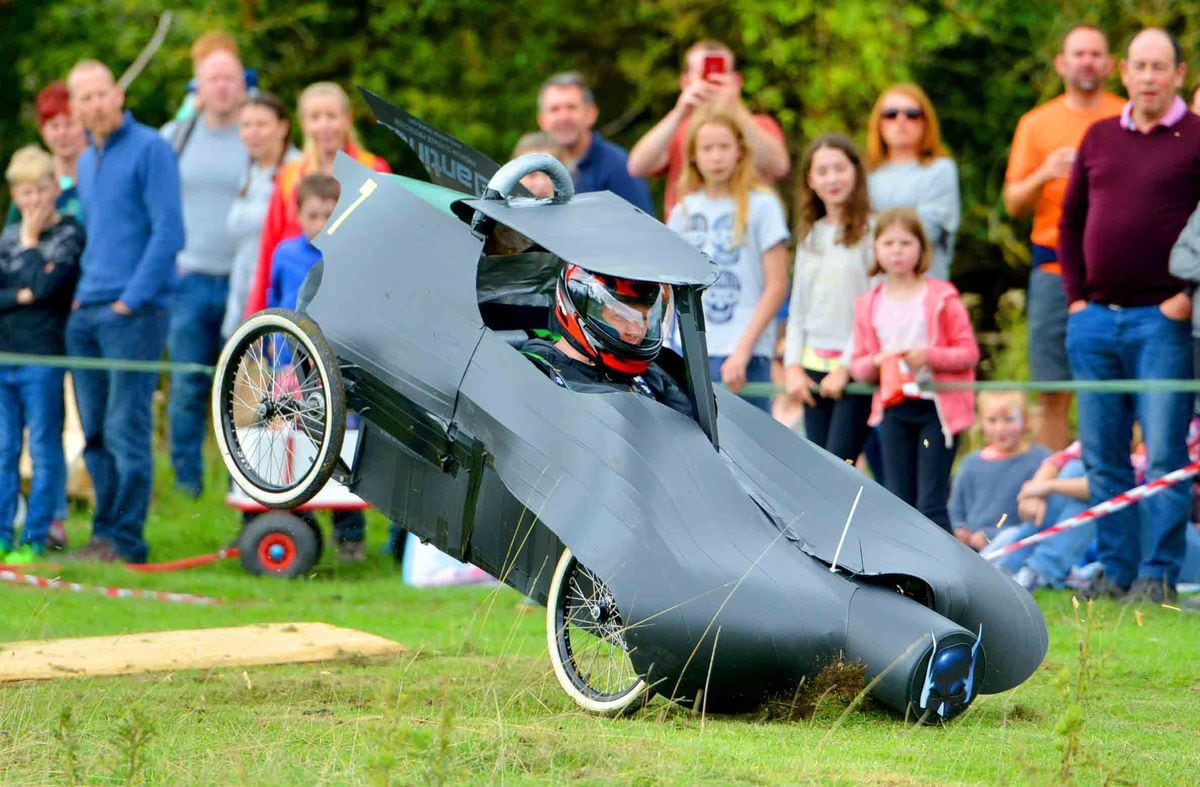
3 449 1200 784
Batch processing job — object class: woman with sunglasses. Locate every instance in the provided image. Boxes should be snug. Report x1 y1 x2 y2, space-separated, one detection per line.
865 84 960 280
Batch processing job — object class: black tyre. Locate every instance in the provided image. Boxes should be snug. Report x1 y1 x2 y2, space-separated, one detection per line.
238 511 320 578
546 548 649 715
213 309 346 509
296 511 326 562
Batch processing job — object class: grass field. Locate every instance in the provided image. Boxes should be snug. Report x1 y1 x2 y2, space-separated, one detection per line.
2 455 1199 785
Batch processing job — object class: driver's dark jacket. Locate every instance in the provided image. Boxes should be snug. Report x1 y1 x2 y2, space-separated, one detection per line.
519 339 695 421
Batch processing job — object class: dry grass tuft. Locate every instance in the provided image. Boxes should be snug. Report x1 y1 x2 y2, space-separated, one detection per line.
755 659 869 722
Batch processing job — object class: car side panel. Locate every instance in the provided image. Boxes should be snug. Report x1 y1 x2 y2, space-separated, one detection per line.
309 154 486 423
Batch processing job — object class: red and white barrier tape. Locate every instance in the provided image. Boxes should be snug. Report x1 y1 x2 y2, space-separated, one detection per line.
0 568 224 606
985 458 1200 560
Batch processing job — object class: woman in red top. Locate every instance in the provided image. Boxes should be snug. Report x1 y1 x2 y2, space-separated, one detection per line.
244 82 390 316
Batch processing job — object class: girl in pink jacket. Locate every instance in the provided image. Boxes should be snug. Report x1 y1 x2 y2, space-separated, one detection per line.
849 207 979 532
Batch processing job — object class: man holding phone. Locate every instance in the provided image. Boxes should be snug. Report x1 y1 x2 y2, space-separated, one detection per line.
628 41 790 217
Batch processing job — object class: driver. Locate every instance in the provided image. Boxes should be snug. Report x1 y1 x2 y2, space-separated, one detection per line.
520 263 695 420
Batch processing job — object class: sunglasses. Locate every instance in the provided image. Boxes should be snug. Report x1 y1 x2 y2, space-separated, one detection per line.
880 107 924 121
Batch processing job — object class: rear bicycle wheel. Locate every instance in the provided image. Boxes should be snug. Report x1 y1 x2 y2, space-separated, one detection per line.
213 309 345 509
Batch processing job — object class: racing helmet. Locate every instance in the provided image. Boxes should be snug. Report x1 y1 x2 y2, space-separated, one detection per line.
553 263 669 376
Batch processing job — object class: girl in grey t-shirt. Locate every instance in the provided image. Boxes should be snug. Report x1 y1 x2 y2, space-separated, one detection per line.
667 107 790 413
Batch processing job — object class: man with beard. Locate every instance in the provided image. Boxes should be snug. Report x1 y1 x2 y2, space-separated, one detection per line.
536 72 653 213
1003 26 1125 452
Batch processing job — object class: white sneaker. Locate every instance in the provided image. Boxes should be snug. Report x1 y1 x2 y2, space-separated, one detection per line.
1012 566 1046 592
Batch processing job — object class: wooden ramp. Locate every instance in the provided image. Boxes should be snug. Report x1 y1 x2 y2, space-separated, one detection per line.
0 623 405 682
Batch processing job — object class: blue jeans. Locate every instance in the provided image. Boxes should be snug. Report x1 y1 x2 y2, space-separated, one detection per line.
66 304 168 562
1066 302 1193 587
991 460 1092 587
0 365 66 548
710 355 772 413
167 273 228 492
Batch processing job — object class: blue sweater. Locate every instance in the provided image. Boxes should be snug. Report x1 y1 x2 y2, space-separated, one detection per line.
575 132 654 214
267 235 322 311
76 111 184 310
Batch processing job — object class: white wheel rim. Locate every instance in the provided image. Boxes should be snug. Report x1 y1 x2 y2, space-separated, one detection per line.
546 549 648 713
212 313 337 507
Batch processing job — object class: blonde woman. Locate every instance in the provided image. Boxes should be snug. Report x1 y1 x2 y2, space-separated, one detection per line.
865 84 960 280
244 82 389 315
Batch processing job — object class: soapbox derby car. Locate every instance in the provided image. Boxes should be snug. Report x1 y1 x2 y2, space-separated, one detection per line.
212 93 1047 722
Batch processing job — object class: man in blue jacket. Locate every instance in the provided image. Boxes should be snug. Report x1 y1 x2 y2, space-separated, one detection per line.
67 59 184 563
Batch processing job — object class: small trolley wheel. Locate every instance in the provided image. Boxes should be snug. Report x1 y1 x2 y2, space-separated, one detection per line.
213 308 346 509
546 548 649 715
238 512 320 578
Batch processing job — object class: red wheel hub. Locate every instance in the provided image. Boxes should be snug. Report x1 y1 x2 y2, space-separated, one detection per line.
257 533 298 572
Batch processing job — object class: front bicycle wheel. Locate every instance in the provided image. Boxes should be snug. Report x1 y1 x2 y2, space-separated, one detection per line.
546 548 649 715
212 308 345 509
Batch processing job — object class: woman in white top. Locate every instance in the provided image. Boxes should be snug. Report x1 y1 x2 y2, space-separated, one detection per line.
865 83 960 281
223 92 300 339
784 134 875 461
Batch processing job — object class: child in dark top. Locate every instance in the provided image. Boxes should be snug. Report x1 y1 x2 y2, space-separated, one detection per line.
0 146 84 563
949 391 1050 551
267 174 338 311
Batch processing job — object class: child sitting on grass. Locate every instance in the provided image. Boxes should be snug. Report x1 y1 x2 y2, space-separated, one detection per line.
948 391 1050 551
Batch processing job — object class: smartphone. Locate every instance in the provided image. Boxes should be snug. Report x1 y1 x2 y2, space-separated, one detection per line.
701 53 729 82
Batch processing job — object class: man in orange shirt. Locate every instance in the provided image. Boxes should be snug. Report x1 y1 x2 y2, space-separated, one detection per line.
1004 26 1125 450
627 41 790 218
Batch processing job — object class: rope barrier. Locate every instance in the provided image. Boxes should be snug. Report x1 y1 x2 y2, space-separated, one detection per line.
0 351 214 376
983 459 1200 561
0 567 225 605
4 350 1200 394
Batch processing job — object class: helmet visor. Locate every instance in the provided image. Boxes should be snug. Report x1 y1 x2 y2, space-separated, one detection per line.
568 269 667 352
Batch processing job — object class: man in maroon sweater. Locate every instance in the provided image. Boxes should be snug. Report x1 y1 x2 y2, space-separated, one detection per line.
1059 28 1199 604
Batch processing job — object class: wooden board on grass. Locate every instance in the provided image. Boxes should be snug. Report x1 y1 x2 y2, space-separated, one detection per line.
0 622 405 682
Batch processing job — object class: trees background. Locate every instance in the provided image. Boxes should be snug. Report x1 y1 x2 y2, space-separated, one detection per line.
4 0 1196 316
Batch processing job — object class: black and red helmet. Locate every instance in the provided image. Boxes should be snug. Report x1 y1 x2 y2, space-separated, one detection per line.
553 264 669 376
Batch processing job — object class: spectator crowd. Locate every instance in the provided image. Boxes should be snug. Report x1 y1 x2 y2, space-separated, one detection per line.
3 26 1200 609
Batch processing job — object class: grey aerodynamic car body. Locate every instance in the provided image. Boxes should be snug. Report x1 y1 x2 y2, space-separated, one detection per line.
213 93 1047 721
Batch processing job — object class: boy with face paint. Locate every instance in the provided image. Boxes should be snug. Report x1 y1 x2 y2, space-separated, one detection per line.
948 392 1051 551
